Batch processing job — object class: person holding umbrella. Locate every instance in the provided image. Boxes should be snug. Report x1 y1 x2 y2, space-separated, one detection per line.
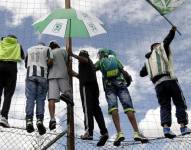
140 26 191 138
70 50 109 146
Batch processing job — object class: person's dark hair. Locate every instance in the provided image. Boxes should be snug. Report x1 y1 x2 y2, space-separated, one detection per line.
7 34 17 39
79 50 89 58
151 43 160 51
49 41 60 49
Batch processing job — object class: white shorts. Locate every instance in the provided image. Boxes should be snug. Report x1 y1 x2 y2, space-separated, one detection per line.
48 78 71 101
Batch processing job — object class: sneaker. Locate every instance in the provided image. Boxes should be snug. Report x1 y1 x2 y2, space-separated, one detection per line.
49 120 56 130
26 119 34 133
163 127 176 139
36 119 46 135
80 130 93 140
113 132 125 146
180 126 191 136
134 131 148 143
0 116 10 128
60 94 74 106
97 133 109 147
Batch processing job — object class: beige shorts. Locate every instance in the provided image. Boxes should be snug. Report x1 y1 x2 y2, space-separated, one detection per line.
48 78 71 101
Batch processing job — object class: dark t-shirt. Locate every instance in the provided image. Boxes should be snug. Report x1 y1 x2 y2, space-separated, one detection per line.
78 58 97 85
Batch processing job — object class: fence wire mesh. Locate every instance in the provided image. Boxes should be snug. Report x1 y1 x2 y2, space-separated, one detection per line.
1 125 191 150
0 0 191 150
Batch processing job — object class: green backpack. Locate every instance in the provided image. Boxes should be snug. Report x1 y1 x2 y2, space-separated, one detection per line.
99 55 120 78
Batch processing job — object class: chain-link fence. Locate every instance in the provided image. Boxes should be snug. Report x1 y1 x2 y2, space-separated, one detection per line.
0 107 68 150
0 127 67 150
0 0 191 149
1 125 191 150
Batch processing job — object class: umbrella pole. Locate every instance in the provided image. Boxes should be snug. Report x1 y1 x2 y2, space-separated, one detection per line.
65 0 75 150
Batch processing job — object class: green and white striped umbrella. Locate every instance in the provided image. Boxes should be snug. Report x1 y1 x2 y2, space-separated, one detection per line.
33 8 106 38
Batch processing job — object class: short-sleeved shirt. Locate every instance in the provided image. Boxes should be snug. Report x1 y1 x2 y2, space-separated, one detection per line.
48 48 69 80
79 58 97 85
26 45 53 79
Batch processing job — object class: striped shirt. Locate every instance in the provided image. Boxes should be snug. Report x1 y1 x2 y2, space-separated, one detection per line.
146 43 175 79
26 45 53 79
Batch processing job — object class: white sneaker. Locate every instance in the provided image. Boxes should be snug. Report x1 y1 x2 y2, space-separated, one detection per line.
0 116 10 128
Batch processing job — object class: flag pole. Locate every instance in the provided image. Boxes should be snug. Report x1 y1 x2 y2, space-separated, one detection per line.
145 0 182 35
65 0 75 150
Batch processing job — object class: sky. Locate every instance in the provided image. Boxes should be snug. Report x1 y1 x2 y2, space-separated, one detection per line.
0 0 191 149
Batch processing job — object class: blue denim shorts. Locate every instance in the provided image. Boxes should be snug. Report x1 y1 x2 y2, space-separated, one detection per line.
105 82 135 114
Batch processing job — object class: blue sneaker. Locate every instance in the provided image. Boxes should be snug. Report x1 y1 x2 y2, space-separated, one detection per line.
163 127 176 139
180 126 191 136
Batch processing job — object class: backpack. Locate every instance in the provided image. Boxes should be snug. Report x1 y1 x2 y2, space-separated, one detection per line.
99 55 120 78
120 69 132 87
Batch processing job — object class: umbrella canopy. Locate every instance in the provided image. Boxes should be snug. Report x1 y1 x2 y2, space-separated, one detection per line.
33 8 106 38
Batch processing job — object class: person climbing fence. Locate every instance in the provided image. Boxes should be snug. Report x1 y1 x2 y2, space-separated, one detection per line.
48 41 74 131
95 48 148 146
0 35 25 128
25 42 53 135
70 50 109 146
140 26 191 139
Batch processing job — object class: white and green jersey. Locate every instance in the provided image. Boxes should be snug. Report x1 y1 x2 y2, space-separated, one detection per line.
26 45 53 78
146 43 175 79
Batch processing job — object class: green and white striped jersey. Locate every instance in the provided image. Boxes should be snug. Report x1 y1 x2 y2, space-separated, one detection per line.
146 43 175 79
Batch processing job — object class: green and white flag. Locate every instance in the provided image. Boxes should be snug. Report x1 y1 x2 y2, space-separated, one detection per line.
148 0 184 15
146 0 183 35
